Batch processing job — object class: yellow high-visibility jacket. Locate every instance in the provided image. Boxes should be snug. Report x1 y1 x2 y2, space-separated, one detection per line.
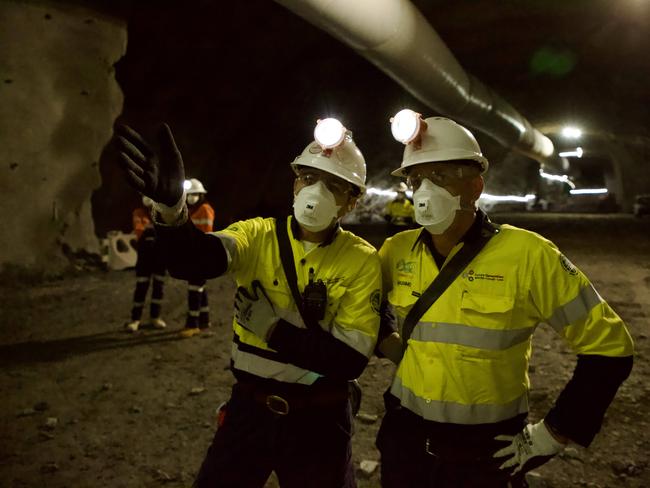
379 222 634 425
215 216 382 385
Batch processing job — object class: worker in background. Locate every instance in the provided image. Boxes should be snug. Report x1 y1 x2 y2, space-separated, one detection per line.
113 118 381 488
384 181 414 235
180 177 215 338
125 196 167 332
374 110 634 487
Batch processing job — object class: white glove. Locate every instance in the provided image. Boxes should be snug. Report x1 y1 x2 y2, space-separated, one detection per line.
493 420 565 474
234 280 278 340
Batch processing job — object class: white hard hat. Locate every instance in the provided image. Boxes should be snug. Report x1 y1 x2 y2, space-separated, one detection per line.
394 182 408 193
291 134 367 192
184 178 207 194
391 117 489 177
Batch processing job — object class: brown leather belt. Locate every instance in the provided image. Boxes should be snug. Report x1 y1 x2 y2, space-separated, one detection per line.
234 382 349 415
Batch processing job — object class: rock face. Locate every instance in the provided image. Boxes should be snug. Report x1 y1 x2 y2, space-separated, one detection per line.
0 3 126 272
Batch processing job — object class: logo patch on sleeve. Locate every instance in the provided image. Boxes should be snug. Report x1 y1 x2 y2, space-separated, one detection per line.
370 289 381 315
559 254 578 275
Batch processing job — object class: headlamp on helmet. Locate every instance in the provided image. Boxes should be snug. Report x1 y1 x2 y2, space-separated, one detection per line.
183 180 192 191
314 118 347 150
390 109 424 144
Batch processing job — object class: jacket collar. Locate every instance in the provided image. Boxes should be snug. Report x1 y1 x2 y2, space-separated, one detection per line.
289 215 341 248
411 208 492 253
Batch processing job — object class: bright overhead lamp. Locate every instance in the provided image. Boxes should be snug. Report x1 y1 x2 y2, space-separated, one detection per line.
390 109 422 144
561 126 582 139
479 193 536 203
559 147 583 158
570 188 608 195
314 118 346 149
539 169 576 189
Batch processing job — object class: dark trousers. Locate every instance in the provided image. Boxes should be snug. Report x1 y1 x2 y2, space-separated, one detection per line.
131 236 165 321
187 279 210 328
376 396 528 488
194 384 356 488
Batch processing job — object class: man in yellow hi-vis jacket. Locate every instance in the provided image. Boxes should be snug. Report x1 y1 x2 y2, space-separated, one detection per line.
375 111 634 487
113 118 381 488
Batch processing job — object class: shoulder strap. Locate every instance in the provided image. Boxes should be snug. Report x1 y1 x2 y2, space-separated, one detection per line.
274 217 318 331
275 217 303 311
400 222 500 357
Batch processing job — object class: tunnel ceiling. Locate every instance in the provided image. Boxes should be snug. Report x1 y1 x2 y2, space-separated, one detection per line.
71 0 650 233
411 0 650 138
87 0 650 138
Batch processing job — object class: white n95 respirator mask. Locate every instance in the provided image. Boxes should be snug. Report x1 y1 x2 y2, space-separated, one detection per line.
413 178 461 235
293 181 341 232
186 194 200 205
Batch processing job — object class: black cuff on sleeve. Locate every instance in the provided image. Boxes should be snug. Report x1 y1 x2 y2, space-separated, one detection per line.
268 319 368 380
155 220 228 280
545 354 633 447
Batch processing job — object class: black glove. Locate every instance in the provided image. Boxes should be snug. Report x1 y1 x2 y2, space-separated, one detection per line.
113 123 185 206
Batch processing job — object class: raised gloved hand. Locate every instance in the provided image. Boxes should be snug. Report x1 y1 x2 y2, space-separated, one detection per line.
493 420 566 475
234 280 278 340
113 123 185 206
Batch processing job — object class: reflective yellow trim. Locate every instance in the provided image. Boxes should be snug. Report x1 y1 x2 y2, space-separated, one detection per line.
390 375 528 424
231 342 320 385
546 284 602 331
331 325 376 357
411 321 535 350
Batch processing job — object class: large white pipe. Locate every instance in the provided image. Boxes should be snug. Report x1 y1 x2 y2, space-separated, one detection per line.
275 0 565 170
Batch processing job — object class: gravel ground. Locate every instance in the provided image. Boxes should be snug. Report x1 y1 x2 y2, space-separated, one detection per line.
1 213 648 487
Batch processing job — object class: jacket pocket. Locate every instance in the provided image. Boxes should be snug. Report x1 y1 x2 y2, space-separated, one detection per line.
459 292 515 330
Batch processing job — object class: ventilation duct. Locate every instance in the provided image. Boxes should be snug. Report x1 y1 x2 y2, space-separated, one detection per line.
275 0 566 171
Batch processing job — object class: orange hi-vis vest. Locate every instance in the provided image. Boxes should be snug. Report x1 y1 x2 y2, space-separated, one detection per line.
132 207 152 240
190 202 215 233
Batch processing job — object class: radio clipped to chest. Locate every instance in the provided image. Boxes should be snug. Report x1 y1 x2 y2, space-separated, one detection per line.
302 267 328 324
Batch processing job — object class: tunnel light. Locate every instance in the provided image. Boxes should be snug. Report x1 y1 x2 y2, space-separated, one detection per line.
183 180 192 190
570 188 608 195
561 126 582 139
367 186 413 198
559 147 583 158
390 109 422 144
539 169 576 189
479 193 536 203
314 118 346 149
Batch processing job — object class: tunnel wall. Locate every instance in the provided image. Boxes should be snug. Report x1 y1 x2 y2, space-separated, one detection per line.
607 139 650 212
0 2 126 273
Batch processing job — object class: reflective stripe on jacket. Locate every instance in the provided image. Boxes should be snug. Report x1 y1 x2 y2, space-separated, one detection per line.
215 216 381 384
379 224 634 425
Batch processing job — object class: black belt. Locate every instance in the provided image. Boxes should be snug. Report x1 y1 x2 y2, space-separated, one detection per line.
234 382 349 415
